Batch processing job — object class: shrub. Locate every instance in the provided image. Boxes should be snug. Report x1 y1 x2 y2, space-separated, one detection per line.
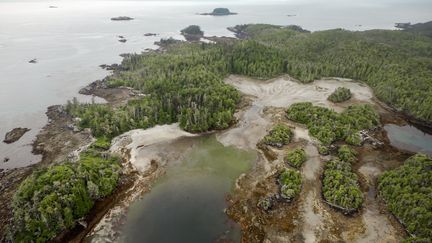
318 145 330 155
278 169 302 201
337 145 357 164
328 87 352 103
284 148 307 168
262 124 293 147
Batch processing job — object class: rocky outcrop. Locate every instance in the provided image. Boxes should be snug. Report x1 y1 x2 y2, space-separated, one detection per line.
3 128 30 144
111 16 134 21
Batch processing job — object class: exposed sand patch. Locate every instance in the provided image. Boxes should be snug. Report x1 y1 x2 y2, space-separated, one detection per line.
356 163 404 243
225 75 373 111
111 124 196 172
218 75 374 149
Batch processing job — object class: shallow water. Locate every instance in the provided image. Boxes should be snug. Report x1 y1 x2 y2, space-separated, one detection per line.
120 135 256 243
384 124 432 156
1 0 432 169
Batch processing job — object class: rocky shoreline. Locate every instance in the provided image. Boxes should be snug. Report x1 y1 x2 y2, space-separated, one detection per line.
3 128 30 144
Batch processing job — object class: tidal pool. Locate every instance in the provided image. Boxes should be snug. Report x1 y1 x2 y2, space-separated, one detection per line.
121 135 256 243
384 124 432 156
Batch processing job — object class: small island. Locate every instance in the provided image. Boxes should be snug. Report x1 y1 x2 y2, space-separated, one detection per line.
111 16 134 21
144 33 157 37
180 25 204 41
3 127 30 144
200 8 237 16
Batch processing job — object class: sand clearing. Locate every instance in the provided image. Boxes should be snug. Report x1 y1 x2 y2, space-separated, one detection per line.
110 123 196 172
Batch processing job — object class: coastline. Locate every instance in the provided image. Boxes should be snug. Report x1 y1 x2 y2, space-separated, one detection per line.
1 33 430 242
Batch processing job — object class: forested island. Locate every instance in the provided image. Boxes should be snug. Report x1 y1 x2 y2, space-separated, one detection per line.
3 21 432 242
200 8 237 16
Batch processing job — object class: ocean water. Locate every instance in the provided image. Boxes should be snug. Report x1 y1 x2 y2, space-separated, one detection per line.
1 0 432 169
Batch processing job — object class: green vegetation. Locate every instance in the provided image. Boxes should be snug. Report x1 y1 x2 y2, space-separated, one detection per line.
67 43 241 137
68 23 432 140
262 124 293 147
230 40 286 79
399 21 432 38
284 148 307 168
8 147 121 242
337 145 357 164
234 24 432 124
286 102 379 145
181 25 204 36
318 145 330 155
278 169 302 201
328 87 352 103
378 154 432 240
210 8 235 16
322 159 363 211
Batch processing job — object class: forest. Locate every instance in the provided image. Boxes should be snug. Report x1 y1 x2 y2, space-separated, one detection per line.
67 43 241 137
286 102 379 145
66 23 432 140
234 24 432 125
378 154 432 241
322 145 363 211
7 145 121 242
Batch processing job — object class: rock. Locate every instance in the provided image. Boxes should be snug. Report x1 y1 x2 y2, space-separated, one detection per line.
49 5 58 8
78 220 88 228
3 128 30 144
118 38 127 43
144 33 157 36
99 63 120 71
3 157 9 163
79 80 108 95
111 16 134 21
28 59 37 64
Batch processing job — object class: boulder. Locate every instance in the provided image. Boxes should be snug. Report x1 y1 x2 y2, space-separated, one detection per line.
3 128 30 144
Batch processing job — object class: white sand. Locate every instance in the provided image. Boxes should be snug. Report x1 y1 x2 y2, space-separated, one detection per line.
110 123 196 172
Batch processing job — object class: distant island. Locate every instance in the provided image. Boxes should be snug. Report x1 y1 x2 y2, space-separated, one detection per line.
180 25 204 41
111 16 134 21
200 8 237 16
395 21 432 37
